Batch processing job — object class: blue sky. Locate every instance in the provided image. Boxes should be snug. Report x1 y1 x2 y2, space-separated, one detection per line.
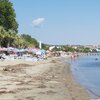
11 0 100 45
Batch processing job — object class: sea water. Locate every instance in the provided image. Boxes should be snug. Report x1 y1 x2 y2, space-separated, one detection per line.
69 56 100 99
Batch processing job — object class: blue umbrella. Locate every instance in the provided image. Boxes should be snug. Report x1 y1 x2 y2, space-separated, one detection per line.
13 48 20 52
19 49 26 52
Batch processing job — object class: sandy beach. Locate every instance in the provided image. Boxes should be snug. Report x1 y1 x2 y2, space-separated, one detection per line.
0 57 91 100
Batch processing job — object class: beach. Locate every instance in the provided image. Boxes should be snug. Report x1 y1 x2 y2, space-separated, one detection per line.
0 57 91 100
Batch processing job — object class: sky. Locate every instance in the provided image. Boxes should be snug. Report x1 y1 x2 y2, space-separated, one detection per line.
11 0 100 45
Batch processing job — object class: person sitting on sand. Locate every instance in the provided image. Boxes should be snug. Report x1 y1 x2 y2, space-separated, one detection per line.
0 54 5 61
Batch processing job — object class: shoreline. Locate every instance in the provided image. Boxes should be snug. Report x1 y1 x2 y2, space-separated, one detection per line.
0 57 91 100
61 57 91 100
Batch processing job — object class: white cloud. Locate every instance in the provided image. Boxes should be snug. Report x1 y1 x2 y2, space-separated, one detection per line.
32 17 45 27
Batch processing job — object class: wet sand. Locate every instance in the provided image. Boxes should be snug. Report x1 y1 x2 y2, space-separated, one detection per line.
0 57 91 100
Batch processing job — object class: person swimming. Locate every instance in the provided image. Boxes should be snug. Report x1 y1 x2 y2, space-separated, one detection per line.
95 58 98 60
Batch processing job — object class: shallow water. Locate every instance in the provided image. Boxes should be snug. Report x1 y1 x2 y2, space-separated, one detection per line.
70 56 100 98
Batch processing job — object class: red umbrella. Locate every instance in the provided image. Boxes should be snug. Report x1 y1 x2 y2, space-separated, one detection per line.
0 47 7 51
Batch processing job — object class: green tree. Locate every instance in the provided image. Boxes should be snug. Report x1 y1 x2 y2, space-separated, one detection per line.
21 34 39 48
0 26 6 47
2 29 17 47
83 47 91 53
13 35 24 48
42 43 49 50
63 46 75 52
0 0 18 32
92 49 97 53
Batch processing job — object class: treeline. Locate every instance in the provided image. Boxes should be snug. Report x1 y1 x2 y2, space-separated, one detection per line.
43 44 92 53
0 0 39 48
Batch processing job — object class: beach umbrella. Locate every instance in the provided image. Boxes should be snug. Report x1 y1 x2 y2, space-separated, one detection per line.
24 49 28 52
13 48 20 52
19 49 26 52
31 48 39 53
35 49 43 55
3 47 7 51
28 48 34 52
7 47 15 51
28 48 38 54
0 47 7 51
41 49 46 54
0 48 3 51
36 51 41 55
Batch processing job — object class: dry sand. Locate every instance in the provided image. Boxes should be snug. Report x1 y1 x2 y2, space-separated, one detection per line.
0 57 91 100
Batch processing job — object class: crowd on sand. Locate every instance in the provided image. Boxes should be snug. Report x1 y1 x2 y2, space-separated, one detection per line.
0 47 78 62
